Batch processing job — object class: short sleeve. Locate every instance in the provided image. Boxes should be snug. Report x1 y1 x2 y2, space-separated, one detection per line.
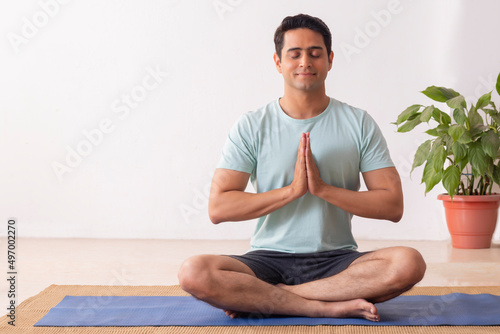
216 115 257 174
359 113 394 173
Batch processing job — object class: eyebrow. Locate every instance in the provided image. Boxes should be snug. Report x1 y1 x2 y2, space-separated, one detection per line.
286 46 324 52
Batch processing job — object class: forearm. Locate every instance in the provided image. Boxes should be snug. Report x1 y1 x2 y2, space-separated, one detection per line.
209 186 298 224
316 184 403 222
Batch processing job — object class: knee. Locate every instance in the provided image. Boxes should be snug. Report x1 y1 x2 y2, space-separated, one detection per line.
388 247 426 289
178 255 214 298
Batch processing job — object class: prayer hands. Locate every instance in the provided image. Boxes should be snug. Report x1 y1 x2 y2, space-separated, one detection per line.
305 132 326 197
289 132 326 199
289 133 308 199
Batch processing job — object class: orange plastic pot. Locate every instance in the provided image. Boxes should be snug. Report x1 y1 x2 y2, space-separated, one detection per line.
437 194 500 249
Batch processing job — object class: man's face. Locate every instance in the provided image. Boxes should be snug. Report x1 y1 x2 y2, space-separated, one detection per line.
274 28 333 93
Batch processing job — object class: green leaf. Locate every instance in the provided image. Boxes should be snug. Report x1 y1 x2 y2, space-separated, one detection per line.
443 165 461 197
447 95 466 109
448 124 466 142
453 108 467 126
442 134 453 151
451 141 467 163
411 140 432 173
431 145 447 172
469 141 488 176
431 107 451 125
397 115 423 133
496 72 500 96
425 128 439 137
491 114 500 126
422 160 443 194
396 104 421 125
492 163 500 186
483 108 498 116
422 86 460 102
436 124 450 135
468 105 484 128
457 156 469 172
482 130 500 159
429 137 444 152
470 124 488 139
457 130 472 144
420 105 434 122
436 124 450 139
476 91 492 110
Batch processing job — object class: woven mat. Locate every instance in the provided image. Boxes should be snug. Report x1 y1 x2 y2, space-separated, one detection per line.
2 285 500 334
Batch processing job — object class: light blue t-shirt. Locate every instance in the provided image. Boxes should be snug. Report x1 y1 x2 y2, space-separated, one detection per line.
217 98 394 253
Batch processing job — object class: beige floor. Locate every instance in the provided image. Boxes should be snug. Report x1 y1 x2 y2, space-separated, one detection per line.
1 238 500 308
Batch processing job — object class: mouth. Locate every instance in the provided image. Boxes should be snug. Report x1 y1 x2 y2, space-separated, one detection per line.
295 72 316 77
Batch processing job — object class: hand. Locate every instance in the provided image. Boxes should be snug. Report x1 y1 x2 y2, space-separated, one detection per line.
305 132 326 197
288 133 308 199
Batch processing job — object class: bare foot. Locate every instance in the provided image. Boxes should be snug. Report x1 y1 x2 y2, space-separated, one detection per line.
320 298 379 322
276 284 379 321
222 309 243 318
224 299 378 322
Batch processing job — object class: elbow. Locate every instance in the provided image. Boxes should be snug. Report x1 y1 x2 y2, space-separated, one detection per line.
208 203 223 225
390 202 404 223
209 213 222 225
208 192 232 224
390 212 403 223
208 210 221 225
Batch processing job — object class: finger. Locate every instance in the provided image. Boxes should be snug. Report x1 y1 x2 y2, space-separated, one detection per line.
297 133 304 158
298 133 307 162
302 133 308 157
305 135 316 175
306 132 311 159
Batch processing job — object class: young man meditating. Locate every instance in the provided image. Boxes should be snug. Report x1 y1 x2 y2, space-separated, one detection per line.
178 14 426 322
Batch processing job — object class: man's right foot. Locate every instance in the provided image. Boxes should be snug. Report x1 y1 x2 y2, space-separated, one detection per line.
319 298 379 322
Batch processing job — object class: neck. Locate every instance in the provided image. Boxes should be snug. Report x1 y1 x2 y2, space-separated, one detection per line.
279 88 330 119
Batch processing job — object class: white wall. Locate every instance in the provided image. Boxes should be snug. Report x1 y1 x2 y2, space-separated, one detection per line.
1 0 499 241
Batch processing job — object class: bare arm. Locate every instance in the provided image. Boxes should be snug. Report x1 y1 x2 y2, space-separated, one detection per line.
305 133 404 222
209 133 309 224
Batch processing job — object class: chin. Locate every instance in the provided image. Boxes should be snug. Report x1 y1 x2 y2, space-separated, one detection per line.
294 83 318 91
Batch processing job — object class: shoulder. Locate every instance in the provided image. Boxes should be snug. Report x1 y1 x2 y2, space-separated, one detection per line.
329 98 369 120
327 98 384 141
328 98 377 130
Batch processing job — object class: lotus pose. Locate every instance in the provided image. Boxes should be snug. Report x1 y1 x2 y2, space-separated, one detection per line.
178 14 426 321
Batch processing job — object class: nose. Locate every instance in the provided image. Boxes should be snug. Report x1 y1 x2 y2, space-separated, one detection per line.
299 54 312 68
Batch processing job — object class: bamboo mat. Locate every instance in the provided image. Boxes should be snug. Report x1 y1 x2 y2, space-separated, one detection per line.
1 285 500 334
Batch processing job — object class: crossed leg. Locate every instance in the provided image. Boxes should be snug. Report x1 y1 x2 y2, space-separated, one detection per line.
178 246 426 322
278 246 426 303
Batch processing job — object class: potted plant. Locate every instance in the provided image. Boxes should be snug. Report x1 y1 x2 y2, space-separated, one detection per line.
394 71 500 248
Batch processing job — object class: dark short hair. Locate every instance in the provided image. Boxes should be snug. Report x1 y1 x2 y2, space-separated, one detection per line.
274 14 332 59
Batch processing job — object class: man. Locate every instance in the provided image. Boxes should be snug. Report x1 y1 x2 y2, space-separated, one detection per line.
178 14 426 322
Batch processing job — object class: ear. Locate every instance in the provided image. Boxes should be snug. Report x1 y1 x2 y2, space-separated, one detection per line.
273 53 282 74
328 51 334 71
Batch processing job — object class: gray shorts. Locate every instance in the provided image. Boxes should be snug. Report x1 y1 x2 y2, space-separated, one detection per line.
228 249 368 285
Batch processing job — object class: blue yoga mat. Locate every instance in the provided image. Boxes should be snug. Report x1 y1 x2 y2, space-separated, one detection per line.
34 293 500 327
